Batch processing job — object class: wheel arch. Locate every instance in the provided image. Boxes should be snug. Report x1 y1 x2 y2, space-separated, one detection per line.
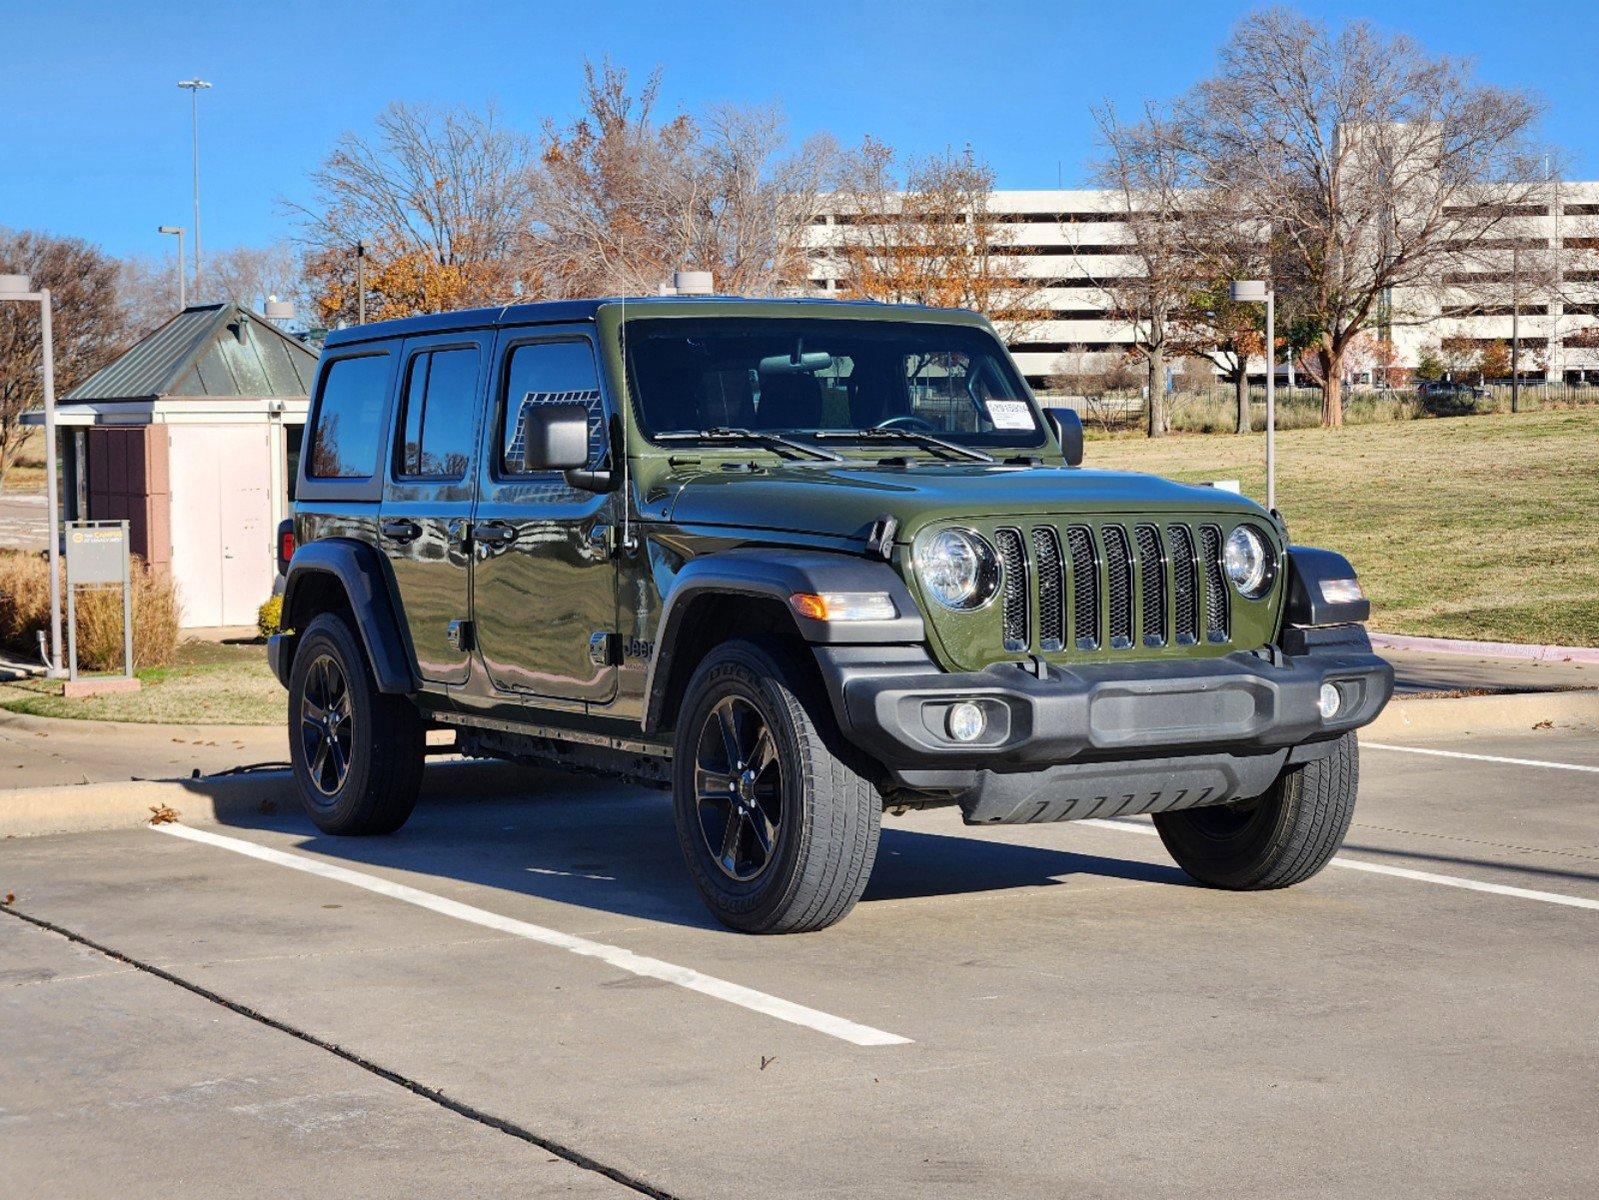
273 538 417 694
642 547 923 737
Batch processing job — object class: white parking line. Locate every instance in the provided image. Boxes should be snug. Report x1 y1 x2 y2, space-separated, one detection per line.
1362 742 1599 774
1076 818 1599 911
152 823 911 1047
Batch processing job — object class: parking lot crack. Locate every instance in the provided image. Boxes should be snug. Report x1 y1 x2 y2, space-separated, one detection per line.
0 904 686 1200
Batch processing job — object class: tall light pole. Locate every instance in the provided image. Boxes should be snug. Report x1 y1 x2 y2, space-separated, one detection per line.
0 274 64 677
177 79 211 299
157 226 185 309
355 240 367 324
1230 280 1277 512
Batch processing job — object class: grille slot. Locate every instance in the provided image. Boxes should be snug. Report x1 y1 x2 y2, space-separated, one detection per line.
1065 526 1099 650
1169 524 1200 645
1031 526 1065 651
1102 525 1134 649
994 528 1029 650
1199 525 1230 642
1135 524 1166 646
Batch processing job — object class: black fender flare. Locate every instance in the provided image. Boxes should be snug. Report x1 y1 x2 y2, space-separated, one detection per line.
274 538 417 694
642 547 924 735
1284 545 1371 627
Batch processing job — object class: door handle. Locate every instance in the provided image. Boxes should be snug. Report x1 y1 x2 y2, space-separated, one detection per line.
474 521 518 549
380 518 421 544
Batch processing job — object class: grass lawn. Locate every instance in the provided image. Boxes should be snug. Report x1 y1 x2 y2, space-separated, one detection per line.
1 639 282 725
1089 408 1599 646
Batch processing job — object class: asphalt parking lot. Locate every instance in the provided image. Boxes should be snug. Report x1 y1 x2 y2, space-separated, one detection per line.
4 726 1596 1199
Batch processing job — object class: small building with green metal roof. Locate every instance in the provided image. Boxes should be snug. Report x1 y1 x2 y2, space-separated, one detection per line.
25 302 318 628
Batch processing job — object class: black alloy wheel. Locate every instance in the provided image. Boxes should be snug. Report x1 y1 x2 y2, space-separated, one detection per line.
693 695 784 882
299 653 354 801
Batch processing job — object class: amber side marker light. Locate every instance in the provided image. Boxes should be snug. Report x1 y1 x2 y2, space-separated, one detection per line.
789 592 897 622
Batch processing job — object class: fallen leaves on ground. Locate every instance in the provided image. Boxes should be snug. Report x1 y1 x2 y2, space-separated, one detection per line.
148 804 179 825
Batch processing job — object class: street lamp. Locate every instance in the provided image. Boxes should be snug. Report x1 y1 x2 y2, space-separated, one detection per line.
0 273 64 677
177 79 211 299
1229 279 1277 512
157 225 185 309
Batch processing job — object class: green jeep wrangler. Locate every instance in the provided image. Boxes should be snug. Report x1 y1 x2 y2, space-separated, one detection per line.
272 297 1392 933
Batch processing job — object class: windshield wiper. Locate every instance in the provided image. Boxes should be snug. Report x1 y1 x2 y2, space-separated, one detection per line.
655 427 843 463
813 428 995 464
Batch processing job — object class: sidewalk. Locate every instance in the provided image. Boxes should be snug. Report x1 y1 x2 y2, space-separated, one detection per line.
1383 647 1597 696
0 708 285 790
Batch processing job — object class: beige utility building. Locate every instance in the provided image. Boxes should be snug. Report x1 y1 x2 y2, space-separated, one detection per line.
31 303 316 628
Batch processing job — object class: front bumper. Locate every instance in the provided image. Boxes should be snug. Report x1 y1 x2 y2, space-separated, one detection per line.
814 624 1393 823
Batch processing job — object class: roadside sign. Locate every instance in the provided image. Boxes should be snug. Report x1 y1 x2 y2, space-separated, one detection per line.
65 524 127 585
63 520 134 684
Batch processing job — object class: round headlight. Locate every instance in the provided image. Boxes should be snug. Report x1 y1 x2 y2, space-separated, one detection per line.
915 529 999 611
1224 525 1273 598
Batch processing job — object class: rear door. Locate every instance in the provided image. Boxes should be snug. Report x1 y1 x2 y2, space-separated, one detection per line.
378 333 488 686
471 327 618 704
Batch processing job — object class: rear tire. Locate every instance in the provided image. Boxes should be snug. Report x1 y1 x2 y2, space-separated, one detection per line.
672 638 881 934
1153 733 1359 890
288 612 424 835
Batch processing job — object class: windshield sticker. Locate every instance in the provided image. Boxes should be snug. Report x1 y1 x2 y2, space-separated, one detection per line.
985 400 1034 430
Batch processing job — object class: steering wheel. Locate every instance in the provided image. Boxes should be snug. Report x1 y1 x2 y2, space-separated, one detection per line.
874 414 939 433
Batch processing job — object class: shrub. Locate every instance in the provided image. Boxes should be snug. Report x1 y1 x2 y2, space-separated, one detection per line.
0 549 179 671
257 594 282 639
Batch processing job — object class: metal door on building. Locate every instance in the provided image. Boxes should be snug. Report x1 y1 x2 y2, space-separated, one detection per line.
169 425 273 627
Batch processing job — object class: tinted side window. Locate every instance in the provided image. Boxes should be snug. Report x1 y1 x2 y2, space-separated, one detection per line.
396 347 479 479
500 340 604 475
309 354 390 479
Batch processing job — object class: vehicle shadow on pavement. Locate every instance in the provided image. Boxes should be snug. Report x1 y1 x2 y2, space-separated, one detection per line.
213 763 1195 931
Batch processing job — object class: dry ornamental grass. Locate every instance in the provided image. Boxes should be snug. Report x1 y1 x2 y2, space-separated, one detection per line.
0 550 179 670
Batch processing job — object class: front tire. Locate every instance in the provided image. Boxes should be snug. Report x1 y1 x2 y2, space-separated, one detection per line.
1153 733 1359 890
288 612 425 835
672 639 881 933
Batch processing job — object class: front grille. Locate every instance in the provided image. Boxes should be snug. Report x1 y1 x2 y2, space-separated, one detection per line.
1169 523 1199 645
1031 526 1065 651
994 528 1028 650
995 519 1237 658
1065 526 1099 650
1198 525 1230 642
1135 524 1166 646
1103 525 1134 650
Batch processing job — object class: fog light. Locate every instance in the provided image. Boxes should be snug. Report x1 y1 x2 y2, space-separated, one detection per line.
946 701 986 743
1318 683 1342 720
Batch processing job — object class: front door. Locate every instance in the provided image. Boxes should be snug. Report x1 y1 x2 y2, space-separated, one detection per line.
379 333 487 686
471 329 618 704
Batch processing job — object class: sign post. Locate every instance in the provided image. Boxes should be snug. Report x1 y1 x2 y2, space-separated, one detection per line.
62 520 140 697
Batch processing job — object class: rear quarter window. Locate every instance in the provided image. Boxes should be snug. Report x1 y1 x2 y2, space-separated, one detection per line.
309 353 392 479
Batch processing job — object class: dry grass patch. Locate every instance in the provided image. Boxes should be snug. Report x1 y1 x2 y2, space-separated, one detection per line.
1089 408 1599 646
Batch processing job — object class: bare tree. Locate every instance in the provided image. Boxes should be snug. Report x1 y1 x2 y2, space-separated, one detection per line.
0 229 131 486
828 138 1044 341
1089 104 1196 437
1178 7 1548 425
534 60 834 297
288 101 542 325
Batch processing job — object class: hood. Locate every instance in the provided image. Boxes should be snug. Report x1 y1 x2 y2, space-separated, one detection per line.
662 461 1267 543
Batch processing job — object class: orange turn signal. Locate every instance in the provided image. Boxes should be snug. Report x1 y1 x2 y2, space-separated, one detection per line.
788 592 897 622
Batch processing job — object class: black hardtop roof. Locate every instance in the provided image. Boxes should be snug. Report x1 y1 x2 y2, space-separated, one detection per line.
320 295 984 350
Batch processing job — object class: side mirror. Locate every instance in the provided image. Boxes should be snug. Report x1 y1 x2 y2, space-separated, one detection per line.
521 401 591 472
1044 407 1084 467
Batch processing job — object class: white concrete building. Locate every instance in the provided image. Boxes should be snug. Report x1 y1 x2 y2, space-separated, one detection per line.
806 184 1599 391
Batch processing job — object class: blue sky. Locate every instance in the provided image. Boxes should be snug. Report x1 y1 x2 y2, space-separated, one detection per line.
4 0 1598 261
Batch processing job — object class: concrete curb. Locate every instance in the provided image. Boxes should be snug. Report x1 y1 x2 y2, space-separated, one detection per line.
3 691 1596 839
1361 688 1599 741
1372 632 1599 665
0 759 538 840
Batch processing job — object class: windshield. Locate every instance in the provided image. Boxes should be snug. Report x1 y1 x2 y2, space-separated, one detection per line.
625 317 1046 451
